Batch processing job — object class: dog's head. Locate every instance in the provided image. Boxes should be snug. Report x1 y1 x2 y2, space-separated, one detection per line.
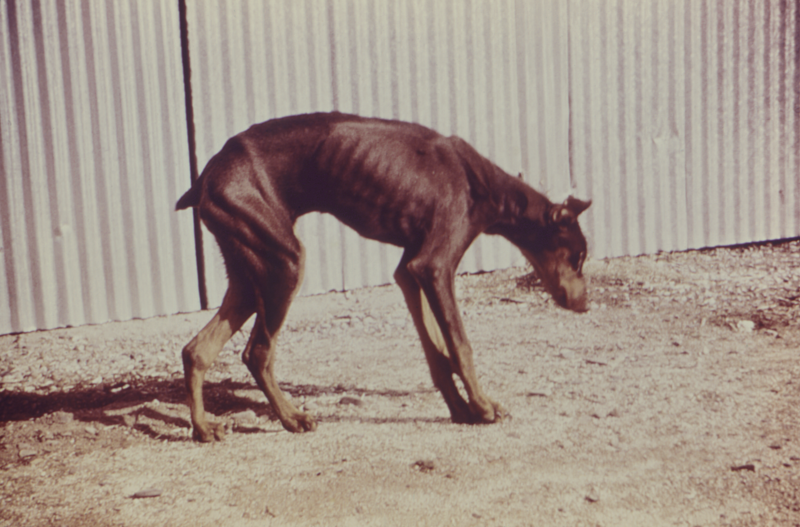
520 196 591 312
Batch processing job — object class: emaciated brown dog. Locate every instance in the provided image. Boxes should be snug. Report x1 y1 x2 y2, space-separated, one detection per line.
176 112 590 442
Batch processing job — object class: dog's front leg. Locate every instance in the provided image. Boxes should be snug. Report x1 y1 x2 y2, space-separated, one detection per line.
395 258 474 422
406 259 506 424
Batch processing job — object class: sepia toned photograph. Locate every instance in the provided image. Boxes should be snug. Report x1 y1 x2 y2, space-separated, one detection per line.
1 1 800 525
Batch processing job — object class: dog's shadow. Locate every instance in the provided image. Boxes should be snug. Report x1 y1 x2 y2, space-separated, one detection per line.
0 378 444 442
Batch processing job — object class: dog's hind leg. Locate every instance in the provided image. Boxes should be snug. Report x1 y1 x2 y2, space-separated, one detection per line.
240 243 317 433
394 252 474 423
182 278 256 442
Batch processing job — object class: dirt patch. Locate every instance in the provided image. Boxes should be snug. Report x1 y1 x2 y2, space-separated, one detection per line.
2 240 800 526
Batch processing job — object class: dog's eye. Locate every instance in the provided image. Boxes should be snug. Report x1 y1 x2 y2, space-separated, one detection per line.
572 250 586 271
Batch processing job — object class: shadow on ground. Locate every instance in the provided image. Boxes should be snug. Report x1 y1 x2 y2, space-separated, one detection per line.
0 378 430 423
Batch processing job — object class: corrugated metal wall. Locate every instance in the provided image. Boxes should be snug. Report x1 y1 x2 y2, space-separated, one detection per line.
185 0 572 305
0 0 199 334
569 0 800 258
2 0 799 334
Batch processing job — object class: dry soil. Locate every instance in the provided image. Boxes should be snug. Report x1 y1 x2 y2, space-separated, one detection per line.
1 240 800 526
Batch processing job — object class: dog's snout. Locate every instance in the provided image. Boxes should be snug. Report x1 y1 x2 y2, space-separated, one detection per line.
552 286 569 308
568 295 588 313
560 276 588 313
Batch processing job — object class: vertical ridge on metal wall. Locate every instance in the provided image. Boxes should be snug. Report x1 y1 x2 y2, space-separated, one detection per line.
569 0 800 259
0 0 198 334
6 0 799 335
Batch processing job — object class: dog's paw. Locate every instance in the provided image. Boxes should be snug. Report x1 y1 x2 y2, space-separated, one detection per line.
449 400 479 424
466 398 507 424
192 421 225 442
487 400 508 422
281 411 318 433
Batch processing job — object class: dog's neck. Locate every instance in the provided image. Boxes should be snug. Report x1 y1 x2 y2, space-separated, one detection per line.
483 172 552 242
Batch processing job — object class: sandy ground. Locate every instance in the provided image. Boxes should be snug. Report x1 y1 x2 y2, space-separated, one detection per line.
1 240 800 527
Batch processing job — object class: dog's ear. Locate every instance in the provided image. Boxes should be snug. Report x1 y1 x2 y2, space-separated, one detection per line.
564 196 591 216
549 197 591 226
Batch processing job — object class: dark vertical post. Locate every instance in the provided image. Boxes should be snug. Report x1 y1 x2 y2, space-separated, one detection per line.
178 0 208 309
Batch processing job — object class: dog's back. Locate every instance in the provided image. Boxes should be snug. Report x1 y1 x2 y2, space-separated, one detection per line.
177 112 503 249
176 112 351 211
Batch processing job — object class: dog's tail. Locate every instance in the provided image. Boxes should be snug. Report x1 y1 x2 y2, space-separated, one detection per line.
175 180 202 210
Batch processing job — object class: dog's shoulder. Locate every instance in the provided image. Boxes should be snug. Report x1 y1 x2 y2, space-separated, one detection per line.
442 135 502 201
